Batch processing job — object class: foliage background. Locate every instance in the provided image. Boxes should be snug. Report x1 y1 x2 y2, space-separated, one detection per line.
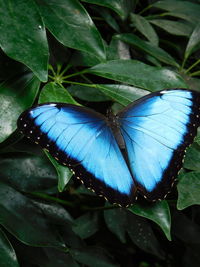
0 0 200 266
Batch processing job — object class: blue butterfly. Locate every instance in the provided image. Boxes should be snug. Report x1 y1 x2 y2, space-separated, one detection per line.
17 89 200 206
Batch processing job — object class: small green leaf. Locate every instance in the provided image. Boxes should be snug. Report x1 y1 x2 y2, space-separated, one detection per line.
36 0 106 61
45 152 72 192
70 247 119 267
177 172 200 209
104 208 127 243
115 33 178 67
0 73 40 143
0 182 64 247
72 212 99 239
129 200 171 241
150 19 193 37
0 0 49 81
130 14 159 46
0 228 19 267
184 145 200 171
81 0 133 20
39 82 78 105
185 22 200 61
89 60 187 91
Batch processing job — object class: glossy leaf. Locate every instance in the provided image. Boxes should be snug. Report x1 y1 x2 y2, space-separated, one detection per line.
185 22 200 61
70 247 118 267
129 201 171 240
150 19 193 37
177 172 200 209
115 33 178 67
0 154 57 193
72 212 99 239
153 1 200 24
89 60 187 91
126 212 164 259
39 82 78 105
130 14 159 46
0 228 19 267
36 0 106 61
0 73 40 143
81 0 133 19
0 0 48 81
0 182 64 247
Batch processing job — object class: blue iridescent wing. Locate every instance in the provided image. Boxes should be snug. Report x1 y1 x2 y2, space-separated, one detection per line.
17 104 136 206
118 89 200 200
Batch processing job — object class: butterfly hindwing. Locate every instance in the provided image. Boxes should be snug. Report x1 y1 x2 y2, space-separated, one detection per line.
17 103 136 206
118 89 200 200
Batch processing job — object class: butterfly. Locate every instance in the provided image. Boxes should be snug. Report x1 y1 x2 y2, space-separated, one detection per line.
17 89 200 207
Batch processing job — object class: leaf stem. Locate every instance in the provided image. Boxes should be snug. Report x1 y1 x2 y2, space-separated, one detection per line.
185 58 200 74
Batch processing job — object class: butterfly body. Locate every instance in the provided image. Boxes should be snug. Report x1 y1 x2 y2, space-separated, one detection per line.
17 89 200 206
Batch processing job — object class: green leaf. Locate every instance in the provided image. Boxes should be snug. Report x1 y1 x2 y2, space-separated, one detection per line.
0 0 48 82
0 154 57 193
104 208 127 243
115 33 178 67
68 85 111 102
36 0 106 61
184 22 200 61
150 19 193 37
89 60 187 91
45 152 72 192
72 212 99 239
39 82 78 105
177 172 200 210
0 182 64 247
95 84 149 106
126 212 164 259
130 14 159 46
70 247 119 267
184 145 200 171
81 0 133 20
39 83 75 192
0 228 19 267
129 201 171 241
153 0 200 24
0 73 40 143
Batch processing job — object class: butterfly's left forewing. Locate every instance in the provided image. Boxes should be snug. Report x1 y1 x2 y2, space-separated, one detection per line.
18 104 136 206
118 89 200 200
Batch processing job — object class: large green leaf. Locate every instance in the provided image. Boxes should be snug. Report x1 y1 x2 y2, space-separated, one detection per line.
0 73 40 143
115 34 178 67
36 0 106 61
153 0 200 24
0 228 19 267
177 172 200 210
0 182 64 247
130 14 159 46
184 22 200 61
88 60 187 91
0 154 57 193
150 19 193 37
0 0 48 81
129 201 171 240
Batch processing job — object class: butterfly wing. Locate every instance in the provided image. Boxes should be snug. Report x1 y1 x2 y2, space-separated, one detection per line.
17 103 136 206
118 89 200 200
